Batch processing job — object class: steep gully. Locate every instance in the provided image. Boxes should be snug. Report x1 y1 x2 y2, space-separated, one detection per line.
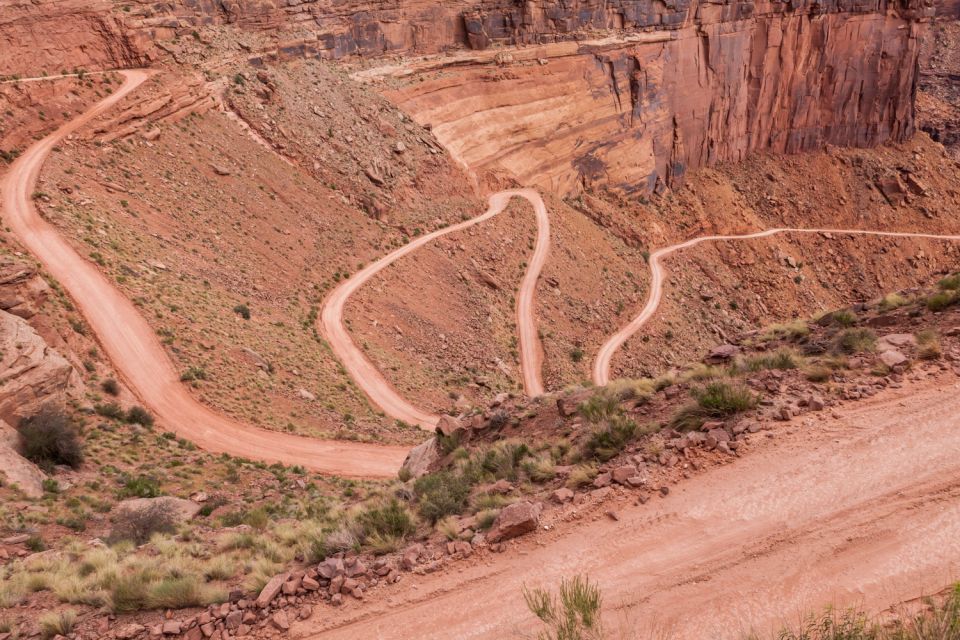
6 70 960 472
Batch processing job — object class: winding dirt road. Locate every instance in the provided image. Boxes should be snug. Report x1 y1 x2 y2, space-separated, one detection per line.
0 70 408 477
298 375 960 639
320 188 549 430
593 227 960 386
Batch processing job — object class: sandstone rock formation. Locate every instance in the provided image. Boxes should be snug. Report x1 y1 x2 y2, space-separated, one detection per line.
0 309 76 424
0 418 48 498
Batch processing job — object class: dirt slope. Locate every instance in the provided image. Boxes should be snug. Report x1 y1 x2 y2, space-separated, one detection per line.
296 375 960 638
0 70 408 477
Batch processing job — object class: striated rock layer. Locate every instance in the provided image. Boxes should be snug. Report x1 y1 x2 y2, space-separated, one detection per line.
0 0 933 196
386 5 929 195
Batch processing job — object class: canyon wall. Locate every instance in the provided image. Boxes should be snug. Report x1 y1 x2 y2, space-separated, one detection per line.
0 0 935 196
388 6 929 195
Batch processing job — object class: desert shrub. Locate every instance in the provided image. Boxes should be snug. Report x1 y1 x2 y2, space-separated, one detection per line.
671 382 757 431
566 464 598 489
94 402 125 419
583 417 637 462
522 456 556 483
523 575 604 640
826 309 858 327
478 442 532 482
761 319 810 342
147 576 206 609
357 498 416 541
878 292 909 312
916 329 942 360
604 378 655 402
938 273 960 291
578 394 622 424
833 328 877 354
476 509 499 531
927 291 958 312
39 610 76 640
101 378 120 396
109 573 150 612
804 364 833 383
118 474 162 499
233 303 251 320
694 381 757 415
737 349 799 372
414 471 472 523
18 405 83 471
109 501 177 544
124 406 154 427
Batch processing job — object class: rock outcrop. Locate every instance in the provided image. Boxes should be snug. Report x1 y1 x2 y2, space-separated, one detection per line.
0 418 48 498
386 2 931 195
0 309 76 424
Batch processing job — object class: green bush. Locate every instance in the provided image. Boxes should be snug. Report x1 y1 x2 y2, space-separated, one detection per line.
147 576 206 609
94 402 125 420
671 382 757 431
18 405 83 471
827 309 858 327
124 406 154 427
833 328 877 354
523 575 604 640
119 474 162 498
414 471 472 524
101 378 120 396
927 291 958 312
583 417 637 462
357 498 416 540
938 274 960 291
233 303 251 320
109 574 149 612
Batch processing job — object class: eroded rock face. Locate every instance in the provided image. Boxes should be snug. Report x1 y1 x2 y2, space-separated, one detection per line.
388 6 929 196
0 418 48 498
0 310 76 424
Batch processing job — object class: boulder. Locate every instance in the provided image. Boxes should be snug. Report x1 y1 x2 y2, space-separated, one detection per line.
551 487 574 503
487 501 542 543
400 437 439 479
0 310 77 424
704 344 740 364
877 333 917 351
0 419 48 498
255 572 290 608
879 349 909 368
435 415 465 438
610 465 637 485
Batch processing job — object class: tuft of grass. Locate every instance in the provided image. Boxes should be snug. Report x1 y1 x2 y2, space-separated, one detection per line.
938 273 960 291
566 464 598 489
671 381 757 431
39 610 76 640
927 290 958 312
833 328 877 354
761 319 810 341
147 576 209 609
878 292 909 312
523 575 604 640
804 364 833 383
414 471 473 524
736 349 800 373
916 330 942 360
826 309 858 327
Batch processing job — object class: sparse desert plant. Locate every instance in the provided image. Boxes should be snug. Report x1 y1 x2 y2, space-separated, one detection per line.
94 402 125 419
233 303 251 320
583 417 637 462
826 309 858 327
523 574 604 640
109 500 177 544
17 405 83 471
671 381 758 431
927 290 958 312
938 273 960 291
476 509 499 531
761 319 810 341
436 516 461 541
804 364 833 383
566 464 598 489
414 471 473 523
916 330 942 360
118 474 162 499
124 405 154 427
39 609 76 640
101 378 120 396
737 349 800 372
878 292 909 312
147 575 215 609
833 328 877 354
357 498 416 542
578 394 622 424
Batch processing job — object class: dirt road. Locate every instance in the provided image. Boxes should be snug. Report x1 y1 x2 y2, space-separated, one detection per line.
297 375 960 638
320 188 549 430
593 227 960 386
0 70 408 477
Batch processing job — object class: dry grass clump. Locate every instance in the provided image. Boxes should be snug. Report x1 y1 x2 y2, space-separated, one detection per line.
761 319 810 341
670 381 758 431
916 330 942 360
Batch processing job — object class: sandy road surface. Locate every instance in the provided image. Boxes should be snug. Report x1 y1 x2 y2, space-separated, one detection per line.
594 227 960 386
0 70 408 477
298 376 960 639
320 189 549 430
